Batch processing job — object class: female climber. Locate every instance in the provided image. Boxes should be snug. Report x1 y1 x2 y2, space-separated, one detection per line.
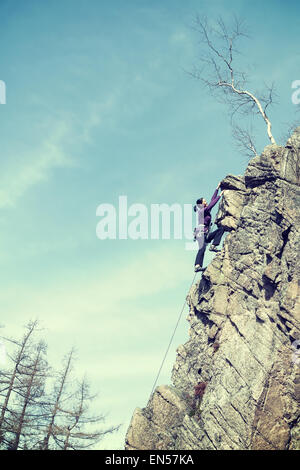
194 182 225 272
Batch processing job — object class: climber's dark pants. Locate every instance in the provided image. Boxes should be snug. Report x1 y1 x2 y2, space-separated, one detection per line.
194 226 225 267
195 233 208 267
206 226 225 246
195 242 206 267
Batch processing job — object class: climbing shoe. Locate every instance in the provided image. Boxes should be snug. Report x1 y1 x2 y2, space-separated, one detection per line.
195 265 206 273
209 245 221 252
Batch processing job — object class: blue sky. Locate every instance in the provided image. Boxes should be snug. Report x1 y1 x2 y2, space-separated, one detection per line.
0 0 299 449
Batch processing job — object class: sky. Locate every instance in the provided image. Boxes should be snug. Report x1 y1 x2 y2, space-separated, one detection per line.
0 0 299 450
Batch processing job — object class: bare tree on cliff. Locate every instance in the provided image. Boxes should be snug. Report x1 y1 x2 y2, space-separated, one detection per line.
190 16 277 155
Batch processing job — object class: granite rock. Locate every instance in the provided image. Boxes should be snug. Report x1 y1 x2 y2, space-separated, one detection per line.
125 128 300 450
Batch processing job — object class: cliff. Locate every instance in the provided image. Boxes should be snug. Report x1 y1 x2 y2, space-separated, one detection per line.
125 128 300 450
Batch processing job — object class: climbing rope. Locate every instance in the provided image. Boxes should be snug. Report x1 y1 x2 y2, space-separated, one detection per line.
150 272 198 397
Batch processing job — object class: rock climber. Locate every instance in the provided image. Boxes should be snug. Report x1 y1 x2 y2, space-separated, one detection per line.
194 182 225 272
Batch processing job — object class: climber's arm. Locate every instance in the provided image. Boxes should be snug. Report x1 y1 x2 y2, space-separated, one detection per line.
206 187 221 211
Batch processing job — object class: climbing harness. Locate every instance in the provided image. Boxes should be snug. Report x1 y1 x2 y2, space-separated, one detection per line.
150 272 198 397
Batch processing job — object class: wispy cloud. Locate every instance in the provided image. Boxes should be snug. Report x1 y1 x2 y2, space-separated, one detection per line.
0 242 194 449
0 244 191 326
0 120 74 209
0 243 194 383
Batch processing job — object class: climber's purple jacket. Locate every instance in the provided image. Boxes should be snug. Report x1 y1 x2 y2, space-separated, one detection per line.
196 187 221 233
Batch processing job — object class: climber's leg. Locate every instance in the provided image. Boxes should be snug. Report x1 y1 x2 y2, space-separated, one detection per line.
195 247 205 267
206 228 218 244
209 226 225 252
212 226 225 246
194 234 207 270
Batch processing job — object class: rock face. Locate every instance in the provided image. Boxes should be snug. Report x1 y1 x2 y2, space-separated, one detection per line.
125 129 300 450
215 174 246 231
